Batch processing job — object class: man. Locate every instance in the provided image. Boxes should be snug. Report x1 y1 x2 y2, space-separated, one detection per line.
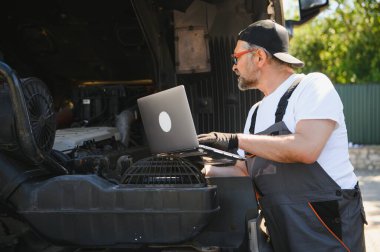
198 19 366 252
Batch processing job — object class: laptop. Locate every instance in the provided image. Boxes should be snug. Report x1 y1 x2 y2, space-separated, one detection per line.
137 85 245 165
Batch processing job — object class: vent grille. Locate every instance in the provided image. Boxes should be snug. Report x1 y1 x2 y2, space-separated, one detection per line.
178 36 263 134
122 156 206 188
22 77 56 153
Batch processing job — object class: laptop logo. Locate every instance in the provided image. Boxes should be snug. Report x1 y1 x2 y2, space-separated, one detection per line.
159 111 172 132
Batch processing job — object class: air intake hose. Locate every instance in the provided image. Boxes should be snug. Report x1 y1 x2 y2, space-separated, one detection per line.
0 61 67 174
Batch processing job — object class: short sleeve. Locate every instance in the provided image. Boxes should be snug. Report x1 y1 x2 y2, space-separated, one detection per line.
294 73 344 127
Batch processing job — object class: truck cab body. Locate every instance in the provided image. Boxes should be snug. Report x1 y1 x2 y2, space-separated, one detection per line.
0 0 328 251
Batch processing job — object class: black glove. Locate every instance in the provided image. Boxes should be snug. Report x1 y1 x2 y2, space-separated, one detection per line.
197 132 238 151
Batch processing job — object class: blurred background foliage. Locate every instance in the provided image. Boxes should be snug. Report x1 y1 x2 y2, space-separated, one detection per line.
290 0 380 84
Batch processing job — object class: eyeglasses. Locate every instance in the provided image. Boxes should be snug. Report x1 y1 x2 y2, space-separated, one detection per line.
231 48 257 65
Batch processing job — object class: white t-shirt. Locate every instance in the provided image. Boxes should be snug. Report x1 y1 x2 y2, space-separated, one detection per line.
240 73 357 189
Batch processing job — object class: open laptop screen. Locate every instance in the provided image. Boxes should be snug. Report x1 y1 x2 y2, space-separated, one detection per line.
137 85 199 154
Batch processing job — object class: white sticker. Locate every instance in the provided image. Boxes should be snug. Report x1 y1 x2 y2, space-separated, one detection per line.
82 99 91 104
158 111 171 132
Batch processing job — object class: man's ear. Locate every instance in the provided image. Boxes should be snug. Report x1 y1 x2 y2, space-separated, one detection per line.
255 49 267 66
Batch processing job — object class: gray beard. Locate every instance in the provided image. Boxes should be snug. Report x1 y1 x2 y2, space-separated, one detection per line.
237 76 257 91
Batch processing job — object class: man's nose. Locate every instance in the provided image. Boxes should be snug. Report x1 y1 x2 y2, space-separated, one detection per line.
232 64 237 72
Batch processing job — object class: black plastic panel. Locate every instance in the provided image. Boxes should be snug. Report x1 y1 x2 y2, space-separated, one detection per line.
13 175 219 246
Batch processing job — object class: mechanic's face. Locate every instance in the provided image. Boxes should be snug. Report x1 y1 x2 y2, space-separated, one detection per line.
232 41 260 91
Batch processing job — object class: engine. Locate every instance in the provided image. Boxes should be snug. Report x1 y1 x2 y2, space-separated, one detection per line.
0 62 257 252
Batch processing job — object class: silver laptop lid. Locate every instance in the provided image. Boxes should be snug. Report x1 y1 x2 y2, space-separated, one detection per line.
137 85 199 154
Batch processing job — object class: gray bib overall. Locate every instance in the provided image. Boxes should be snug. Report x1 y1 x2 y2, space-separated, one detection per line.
247 79 366 252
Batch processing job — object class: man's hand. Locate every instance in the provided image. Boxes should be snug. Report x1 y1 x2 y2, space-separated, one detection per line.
197 132 238 151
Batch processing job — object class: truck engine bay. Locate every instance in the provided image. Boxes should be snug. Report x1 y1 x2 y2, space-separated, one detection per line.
0 0 329 251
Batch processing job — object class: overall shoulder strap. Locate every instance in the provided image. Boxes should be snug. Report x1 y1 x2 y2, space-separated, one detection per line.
249 76 303 134
275 76 303 123
249 102 260 134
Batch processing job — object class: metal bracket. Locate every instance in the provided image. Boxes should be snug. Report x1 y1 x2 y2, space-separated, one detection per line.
267 0 275 19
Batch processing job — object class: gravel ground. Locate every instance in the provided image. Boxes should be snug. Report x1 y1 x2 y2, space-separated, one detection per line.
356 169 380 252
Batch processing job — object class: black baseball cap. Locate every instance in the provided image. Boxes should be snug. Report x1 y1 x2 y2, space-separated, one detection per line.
238 19 304 68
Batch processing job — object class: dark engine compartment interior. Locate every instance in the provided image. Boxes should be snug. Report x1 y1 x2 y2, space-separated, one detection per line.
0 0 155 89
0 0 163 149
0 0 265 251
0 0 264 139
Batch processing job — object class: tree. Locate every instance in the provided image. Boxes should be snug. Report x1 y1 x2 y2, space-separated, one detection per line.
290 0 380 84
